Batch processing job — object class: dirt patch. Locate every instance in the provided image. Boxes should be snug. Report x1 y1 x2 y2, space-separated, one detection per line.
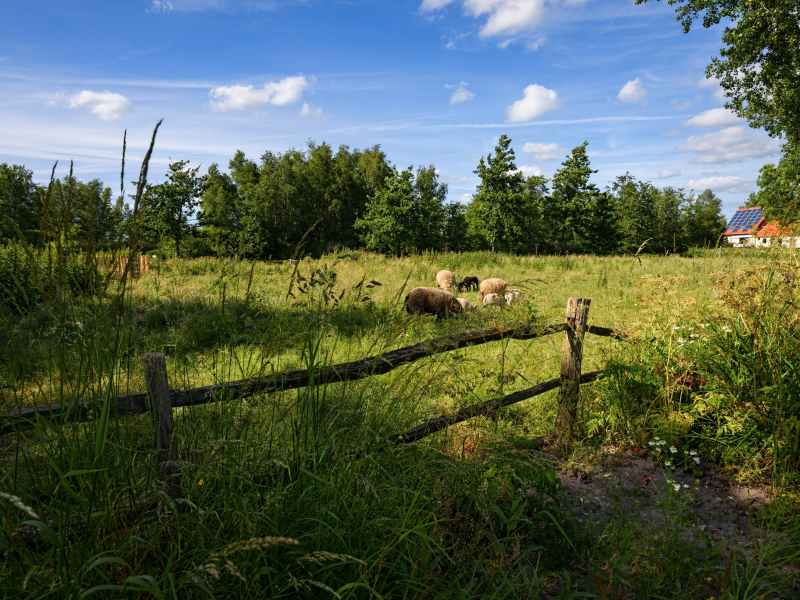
554 448 771 548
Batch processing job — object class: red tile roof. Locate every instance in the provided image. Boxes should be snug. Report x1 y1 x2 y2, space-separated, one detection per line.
755 221 798 238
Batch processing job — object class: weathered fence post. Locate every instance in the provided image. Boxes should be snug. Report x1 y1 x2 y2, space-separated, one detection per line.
142 352 180 502
556 298 591 445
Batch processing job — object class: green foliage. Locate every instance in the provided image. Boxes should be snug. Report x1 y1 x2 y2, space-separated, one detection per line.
751 144 800 224
468 134 530 253
141 160 202 258
0 163 39 244
355 165 448 255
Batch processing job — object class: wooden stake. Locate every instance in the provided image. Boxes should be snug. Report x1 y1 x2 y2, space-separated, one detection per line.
556 297 591 445
142 352 180 501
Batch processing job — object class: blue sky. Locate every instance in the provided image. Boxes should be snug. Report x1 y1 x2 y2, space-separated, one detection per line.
0 0 784 218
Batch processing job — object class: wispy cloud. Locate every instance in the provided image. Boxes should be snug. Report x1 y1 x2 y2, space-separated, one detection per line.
208 75 311 111
522 141 563 160
526 36 546 51
299 102 322 117
683 175 754 194
658 169 680 179
677 126 780 164
447 81 475 104
682 107 741 128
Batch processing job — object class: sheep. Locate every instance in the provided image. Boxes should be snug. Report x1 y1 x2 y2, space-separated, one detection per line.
404 287 463 320
436 269 457 291
460 276 479 291
456 298 476 312
504 289 524 306
482 292 507 307
477 278 508 302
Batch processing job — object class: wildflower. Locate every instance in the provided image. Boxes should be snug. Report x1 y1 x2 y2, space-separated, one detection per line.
665 461 671 466
684 484 690 489
703 338 708 341
693 457 700 464
689 341 695 345
648 441 655 446
677 338 686 344
660 441 667 446
656 447 661 453
198 479 204 486
670 446 677 453
654 437 661 441
672 326 681 331
689 451 697 456
673 483 681 491
604 473 611 478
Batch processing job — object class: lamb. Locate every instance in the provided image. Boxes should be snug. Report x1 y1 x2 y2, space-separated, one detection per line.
436 269 457 291
482 293 507 307
456 298 476 312
504 289 524 306
477 278 508 302
404 287 463 320
460 276 479 291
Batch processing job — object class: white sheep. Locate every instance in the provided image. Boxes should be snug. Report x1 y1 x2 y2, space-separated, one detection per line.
482 293 507 307
504 289 524 306
456 298 476 312
477 278 508 302
436 269 457 291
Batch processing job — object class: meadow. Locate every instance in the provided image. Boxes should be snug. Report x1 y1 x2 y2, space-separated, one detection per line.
1 248 799 598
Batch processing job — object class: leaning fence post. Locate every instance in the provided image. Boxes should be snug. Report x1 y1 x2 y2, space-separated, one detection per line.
142 352 180 501
556 297 591 445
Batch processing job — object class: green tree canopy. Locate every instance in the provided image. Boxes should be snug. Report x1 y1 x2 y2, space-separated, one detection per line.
142 160 202 258
468 134 528 253
0 163 40 244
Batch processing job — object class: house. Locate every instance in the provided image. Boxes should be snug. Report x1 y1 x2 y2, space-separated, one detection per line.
754 221 800 248
723 207 765 247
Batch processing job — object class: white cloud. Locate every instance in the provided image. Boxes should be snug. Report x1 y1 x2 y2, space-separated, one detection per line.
522 141 563 160
441 174 469 183
464 0 546 37
514 165 544 177
421 0 457 9
526 35 546 51
658 169 680 179
67 90 133 120
683 175 754 194
208 75 311 111
458 193 474 203
299 102 322 118
698 76 726 102
616 78 647 105
682 107 741 128
506 84 562 122
497 38 515 49
420 0 591 37
677 126 781 164
449 82 475 104
149 0 174 13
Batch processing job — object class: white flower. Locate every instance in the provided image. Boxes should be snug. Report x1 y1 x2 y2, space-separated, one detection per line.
660 441 667 446
684 484 690 489
656 448 661 453
654 437 660 440
678 338 686 343
604 473 611 478
670 446 677 453
673 483 681 491
689 451 697 456
665 461 672 466
648 441 655 446
693 457 700 464
672 326 681 331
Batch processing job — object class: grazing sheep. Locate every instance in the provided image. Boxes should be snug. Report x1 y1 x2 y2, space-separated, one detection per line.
460 276 479 291
456 298 476 312
404 287 463 320
482 293 507 307
477 278 508 302
504 289 524 306
436 270 458 291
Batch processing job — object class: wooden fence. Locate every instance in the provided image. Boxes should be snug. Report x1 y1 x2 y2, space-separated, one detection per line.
2 297 618 501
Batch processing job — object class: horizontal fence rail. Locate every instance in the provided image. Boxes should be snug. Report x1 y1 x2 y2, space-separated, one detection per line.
1 321 623 433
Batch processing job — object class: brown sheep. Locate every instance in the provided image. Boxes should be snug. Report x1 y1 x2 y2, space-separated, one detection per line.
477 278 508 302
404 287 463 320
436 269 457 291
456 298 476 312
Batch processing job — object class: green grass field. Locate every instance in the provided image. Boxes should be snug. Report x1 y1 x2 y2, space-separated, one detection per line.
1 249 798 598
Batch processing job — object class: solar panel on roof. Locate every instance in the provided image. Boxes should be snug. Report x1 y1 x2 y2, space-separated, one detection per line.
727 208 763 234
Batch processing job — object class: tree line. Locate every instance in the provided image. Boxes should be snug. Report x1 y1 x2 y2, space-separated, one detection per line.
1 135 727 259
